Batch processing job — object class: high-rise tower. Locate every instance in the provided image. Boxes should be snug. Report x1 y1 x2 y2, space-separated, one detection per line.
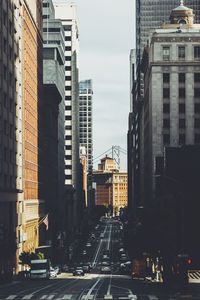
79 80 93 207
54 2 82 234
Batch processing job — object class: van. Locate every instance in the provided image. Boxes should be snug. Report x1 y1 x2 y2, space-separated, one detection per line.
30 259 51 279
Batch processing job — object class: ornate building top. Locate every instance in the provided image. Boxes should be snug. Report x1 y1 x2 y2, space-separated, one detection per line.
170 0 194 25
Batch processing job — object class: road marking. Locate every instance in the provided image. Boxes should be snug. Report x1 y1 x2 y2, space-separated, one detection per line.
62 295 73 299
104 295 113 300
148 296 159 300
6 296 17 300
47 296 54 300
81 278 101 300
22 295 33 300
40 296 47 299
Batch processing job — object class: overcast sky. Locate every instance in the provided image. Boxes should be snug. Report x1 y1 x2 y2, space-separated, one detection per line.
55 0 135 169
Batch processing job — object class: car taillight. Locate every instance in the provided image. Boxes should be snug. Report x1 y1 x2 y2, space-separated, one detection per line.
188 258 192 265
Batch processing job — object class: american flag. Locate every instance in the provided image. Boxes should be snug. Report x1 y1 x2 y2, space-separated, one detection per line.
43 214 49 231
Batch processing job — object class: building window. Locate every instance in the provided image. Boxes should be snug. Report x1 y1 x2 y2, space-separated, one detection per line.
163 73 170 83
65 96 71 100
65 46 71 51
43 2 49 7
178 46 185 59
179 73 185 83
65 106 72 110
163 134 170 145
65 136 72 140
194 46 200 60
163 103 170 113
65 56 71 61
194 118 200 129
195 134 200 143
65 145 72 150
179 88 185 98
179 103 185 114
65 36 71 41
65 76 71 81
162 46 170 61
195 103 200 113
194 73 200 83
65 86 71 91
65 155 72 160
163 88 170 98
65 66 71 71
194 88 200 98
65 175 72 180
163 119 170 128
65 125 72 130
179 119 185 128
65 116 72 120
179 134 185 145
63 25 71 31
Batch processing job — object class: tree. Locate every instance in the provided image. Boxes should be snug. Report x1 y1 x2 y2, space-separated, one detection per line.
19 251 45 266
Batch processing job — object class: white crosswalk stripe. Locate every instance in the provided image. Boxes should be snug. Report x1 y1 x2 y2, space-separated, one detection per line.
47 296 54 300
40 296 48 299
61 295 73 299
189 270 200 282
148 296 159 300
6 296 17 300
22 295 33 300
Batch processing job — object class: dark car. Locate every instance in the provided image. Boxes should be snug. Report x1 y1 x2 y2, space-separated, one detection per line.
73 267 85 276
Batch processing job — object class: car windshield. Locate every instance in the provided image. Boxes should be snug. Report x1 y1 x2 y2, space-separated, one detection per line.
31 263 48 270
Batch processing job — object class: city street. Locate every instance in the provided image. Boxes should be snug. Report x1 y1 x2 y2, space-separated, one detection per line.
1 218 200 300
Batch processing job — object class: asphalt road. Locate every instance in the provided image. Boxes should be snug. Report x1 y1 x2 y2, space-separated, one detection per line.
1 218 200 300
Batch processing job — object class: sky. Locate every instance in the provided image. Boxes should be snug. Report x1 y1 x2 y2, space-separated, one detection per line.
55 0 135 170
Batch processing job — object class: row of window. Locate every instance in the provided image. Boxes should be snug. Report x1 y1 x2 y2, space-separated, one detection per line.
163 118 200 129
163 133 200 145
163 87 200 99
163 103 200 114
163 73 200 84
163 46 200 61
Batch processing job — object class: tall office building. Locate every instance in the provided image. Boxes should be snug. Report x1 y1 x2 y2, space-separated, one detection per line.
79 80 93 207
42 0 65 242
141 4 200 203
136 0 200 57
0 0 23 278
129 0 200 211
22 0 44 254
54 3 82 234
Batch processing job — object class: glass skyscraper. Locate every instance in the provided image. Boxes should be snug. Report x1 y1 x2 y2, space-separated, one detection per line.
136 0 200 57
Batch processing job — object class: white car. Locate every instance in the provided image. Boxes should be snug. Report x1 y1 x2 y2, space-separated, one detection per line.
50 267 57 278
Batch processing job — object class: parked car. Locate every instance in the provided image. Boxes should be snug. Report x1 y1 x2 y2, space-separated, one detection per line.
53 265 61 275
50 267 57 278
101 261 110 266
73 267 85 276
101 266 111 274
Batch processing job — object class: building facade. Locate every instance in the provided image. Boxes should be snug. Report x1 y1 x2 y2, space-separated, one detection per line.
54 3 82 237
22 0 44 253
0 0 23 279
129 0 200 215
79 79 93 207
43 0 65 245
93 157 128 215
141 3 200 204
